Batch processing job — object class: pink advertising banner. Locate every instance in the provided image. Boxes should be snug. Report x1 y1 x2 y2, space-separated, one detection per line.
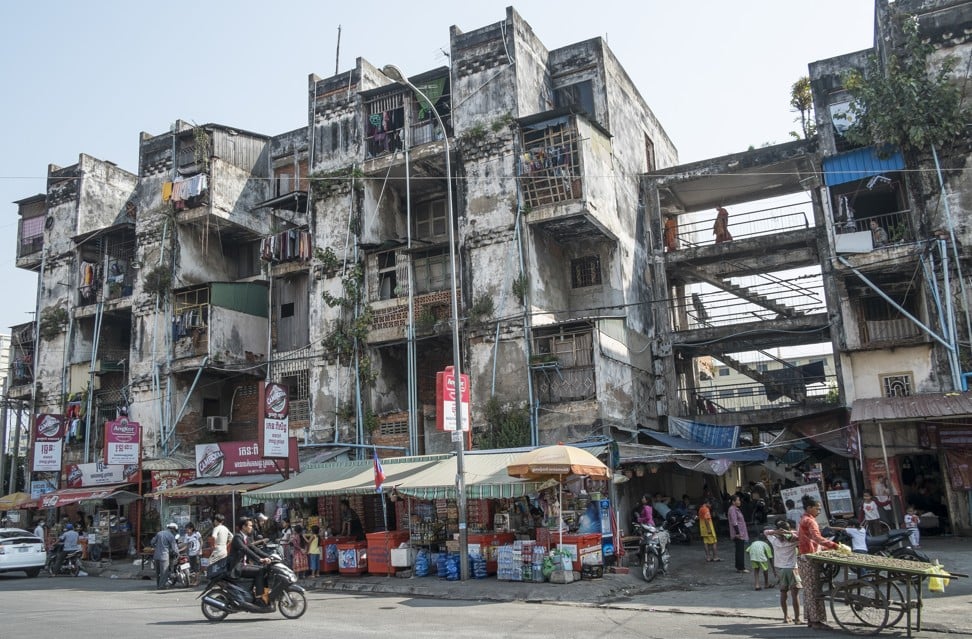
259 381 290 459
104 419 141 465
32 414 64 472
194 439 299 478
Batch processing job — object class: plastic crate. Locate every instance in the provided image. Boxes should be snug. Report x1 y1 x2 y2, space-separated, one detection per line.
367 530 410 575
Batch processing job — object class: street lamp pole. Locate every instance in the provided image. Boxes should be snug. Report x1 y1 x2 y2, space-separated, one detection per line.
382 65 468 580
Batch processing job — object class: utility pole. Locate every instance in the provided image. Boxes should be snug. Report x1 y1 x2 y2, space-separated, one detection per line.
0 382 9 492
8 400 23 493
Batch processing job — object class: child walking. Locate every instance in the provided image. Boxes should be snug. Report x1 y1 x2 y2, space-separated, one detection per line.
904 506 921 548
747 532 776 590
764 519 801 624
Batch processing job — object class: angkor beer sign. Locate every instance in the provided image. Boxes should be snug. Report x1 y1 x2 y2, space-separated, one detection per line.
436 366 470 432
32 414 64 472
195 439 299 478
259 381 290 458
104 418 141 465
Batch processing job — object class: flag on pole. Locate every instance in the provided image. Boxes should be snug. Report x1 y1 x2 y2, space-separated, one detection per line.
373 449 385 493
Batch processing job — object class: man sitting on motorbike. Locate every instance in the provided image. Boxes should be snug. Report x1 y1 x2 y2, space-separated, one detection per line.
228 516 273 605
53 523 82 573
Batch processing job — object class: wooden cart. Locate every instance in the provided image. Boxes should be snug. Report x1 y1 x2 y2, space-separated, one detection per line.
808 550 964 636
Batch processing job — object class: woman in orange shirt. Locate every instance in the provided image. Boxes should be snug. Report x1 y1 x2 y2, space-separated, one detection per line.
797 496 839 630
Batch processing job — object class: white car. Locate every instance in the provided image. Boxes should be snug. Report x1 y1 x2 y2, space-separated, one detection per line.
0 528 47 577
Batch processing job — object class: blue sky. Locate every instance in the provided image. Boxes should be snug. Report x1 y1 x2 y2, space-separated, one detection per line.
0 1 875 330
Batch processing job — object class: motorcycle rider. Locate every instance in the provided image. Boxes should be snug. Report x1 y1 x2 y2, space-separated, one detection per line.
151 522 180 589
228 516 273 605
53 522 82 574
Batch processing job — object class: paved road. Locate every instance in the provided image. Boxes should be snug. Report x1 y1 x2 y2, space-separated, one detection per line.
1 571 967 638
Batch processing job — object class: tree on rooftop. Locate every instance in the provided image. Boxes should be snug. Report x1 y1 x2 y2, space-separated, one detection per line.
789 76 816 140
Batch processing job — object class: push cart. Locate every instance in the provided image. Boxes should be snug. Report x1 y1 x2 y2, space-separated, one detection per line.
808 550 965 636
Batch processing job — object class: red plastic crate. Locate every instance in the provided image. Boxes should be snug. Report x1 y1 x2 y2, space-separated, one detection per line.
337 541 367 575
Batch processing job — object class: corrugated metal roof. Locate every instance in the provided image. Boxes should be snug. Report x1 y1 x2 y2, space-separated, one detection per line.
823 146 904 187
850 392 972 423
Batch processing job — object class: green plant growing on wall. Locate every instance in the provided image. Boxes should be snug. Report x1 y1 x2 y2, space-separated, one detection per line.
38 305 68 341
314 246 340 274
143 263 173 300
788 76 816 140
364 409 380 435
192 127 211 172
310 166 364 200
416 306 437 332
475 397 530 449
459 124 488 147
466 293 494 327
842 17 969 155
512 273 527 304
491 114 515 132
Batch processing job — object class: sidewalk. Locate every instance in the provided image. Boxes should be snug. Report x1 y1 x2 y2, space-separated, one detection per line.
96 536 972 632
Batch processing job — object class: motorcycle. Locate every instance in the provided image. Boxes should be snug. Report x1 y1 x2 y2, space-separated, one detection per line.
167 550 195 588
664 511 696 545
199 555 306 622
828 521 930 563
632 521 671 582
46 543 83 577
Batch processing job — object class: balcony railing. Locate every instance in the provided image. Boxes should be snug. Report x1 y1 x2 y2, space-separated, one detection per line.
679 374 838 415
670 200 811 250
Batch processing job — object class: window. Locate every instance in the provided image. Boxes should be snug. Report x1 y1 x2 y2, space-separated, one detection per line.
554 81 595 119
280 303 294 318
718 368 730 377
881 373 913 397
376 251 398 300
414 199 448 240
645 135 656 172
413 249 450 294
532 324 595 403
571 255 601 288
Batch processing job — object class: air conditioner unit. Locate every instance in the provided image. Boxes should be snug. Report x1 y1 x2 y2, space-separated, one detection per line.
207 416 229 433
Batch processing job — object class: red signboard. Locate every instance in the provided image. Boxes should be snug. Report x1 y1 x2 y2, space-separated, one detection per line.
194 439 299 478
259 381 290 459
436 366 470 432
151 469 197 492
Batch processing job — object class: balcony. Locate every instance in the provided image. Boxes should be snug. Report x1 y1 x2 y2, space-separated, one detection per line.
16 203 46 271
364 73 450 162
170 283 268 371
519 114 616 243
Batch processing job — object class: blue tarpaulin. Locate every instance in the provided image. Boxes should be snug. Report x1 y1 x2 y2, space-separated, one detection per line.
640 429 768 462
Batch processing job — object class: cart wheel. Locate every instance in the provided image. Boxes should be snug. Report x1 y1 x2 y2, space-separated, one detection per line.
829 579 889 634
868 576 906 629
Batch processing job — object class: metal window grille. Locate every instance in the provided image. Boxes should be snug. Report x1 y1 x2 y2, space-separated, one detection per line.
570 255 601 288
881 373 913 397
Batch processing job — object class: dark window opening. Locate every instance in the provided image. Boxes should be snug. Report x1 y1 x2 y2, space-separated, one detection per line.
645 135 656 172
280 302 295 318
555 81 595 119
571 255 602 288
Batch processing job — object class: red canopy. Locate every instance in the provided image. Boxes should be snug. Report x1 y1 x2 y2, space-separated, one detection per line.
36 484 138 509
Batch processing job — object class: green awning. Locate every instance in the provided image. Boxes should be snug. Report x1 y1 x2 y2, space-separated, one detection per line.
242 455 448 504
395 451 547 500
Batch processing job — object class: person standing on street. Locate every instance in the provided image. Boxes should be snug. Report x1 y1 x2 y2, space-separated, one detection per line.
209 513 231 570
728 494 749 573
184 522 202 583
765 519 802 624
33 520 46 545
150 522 180 589
278 518 294 568
798 496 840 631
698 498 720 562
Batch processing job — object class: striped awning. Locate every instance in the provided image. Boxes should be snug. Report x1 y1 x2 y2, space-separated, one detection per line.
147 473 284 499
395 452 548 500
242 455 449 504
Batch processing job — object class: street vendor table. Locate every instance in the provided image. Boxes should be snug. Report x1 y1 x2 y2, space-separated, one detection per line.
808 550 966 636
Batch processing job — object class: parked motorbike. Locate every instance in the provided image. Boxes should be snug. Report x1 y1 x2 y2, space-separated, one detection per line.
828 522 930 563
167 550 195 588
46 543 83 577
664 512 696 545
199 556 306 622
632 521 671 582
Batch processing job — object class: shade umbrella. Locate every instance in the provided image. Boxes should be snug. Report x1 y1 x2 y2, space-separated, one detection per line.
507 445 610 548
0 492 34 510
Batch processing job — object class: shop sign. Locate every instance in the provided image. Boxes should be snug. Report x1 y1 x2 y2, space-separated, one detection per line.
259 381 290 459
65 462 139 488
780 484 828 526
151 469 196 492
30 479 57 500
104 419 141 465
436 366 470 432
195 439 299 478
32 414 64 472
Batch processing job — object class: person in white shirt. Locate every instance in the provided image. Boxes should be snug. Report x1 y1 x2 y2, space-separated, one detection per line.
184 522 202 582
209 513 231 564
33 520 46 544
765 519 802 624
